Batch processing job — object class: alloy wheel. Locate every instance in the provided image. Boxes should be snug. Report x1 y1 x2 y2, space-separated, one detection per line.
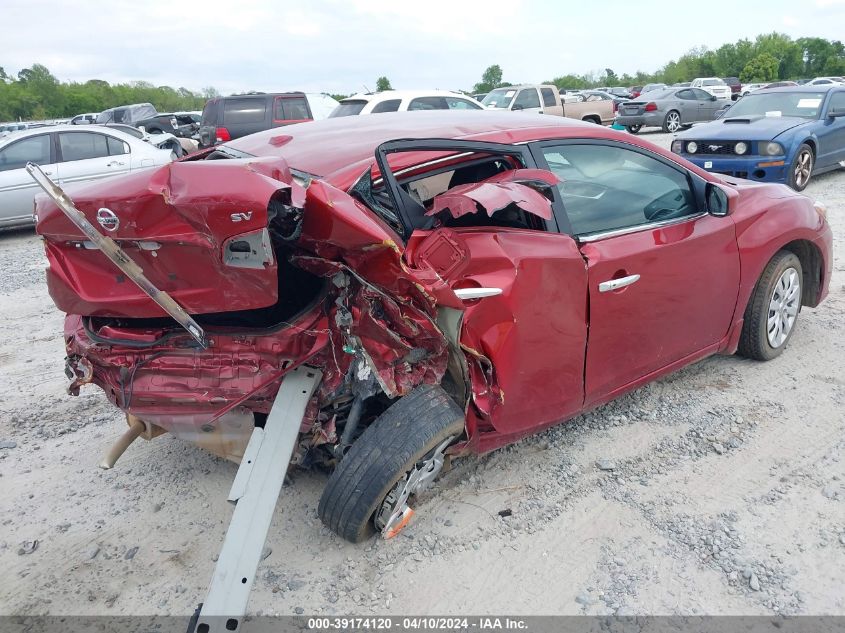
666 112 680 132
793 149 813 189
767 267 800 348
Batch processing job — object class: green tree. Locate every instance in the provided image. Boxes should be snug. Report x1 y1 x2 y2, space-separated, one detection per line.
473 64 504 94
376 76 392 91
740 53 780 82
604 68 619 85
753 32 803 79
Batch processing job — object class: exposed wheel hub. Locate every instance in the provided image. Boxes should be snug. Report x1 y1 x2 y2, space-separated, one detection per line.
375 436 454 538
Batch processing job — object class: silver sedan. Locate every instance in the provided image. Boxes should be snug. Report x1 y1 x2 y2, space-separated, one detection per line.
0 125 174 229
614 87 727 134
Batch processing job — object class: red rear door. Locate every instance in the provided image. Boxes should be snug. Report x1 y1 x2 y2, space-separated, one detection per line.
36 157 294 317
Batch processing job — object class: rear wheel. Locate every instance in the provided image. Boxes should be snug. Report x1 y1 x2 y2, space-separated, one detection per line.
788 144 814 191
318 384 465 543
662 110 681 133
626 124 642 134
738 250 803 361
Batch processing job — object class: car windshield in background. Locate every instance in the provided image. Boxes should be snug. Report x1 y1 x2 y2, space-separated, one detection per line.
702 79 724 86
726 92 825 119
482 89 516 109
329 101 368 118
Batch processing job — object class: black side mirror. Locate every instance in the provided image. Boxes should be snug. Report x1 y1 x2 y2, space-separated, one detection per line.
710 95 717 101
706 183 730 216
512 104 524 111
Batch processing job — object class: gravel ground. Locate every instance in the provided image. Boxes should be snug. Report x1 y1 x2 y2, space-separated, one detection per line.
0 130 843 617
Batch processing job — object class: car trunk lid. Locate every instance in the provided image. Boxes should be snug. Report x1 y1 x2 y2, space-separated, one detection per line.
35 156 296 319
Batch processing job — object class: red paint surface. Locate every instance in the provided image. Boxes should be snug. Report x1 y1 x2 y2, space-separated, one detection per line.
36 111 833 456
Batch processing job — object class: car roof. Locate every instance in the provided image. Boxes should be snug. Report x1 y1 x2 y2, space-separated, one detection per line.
224 109 698 187
0 124 146 147
341 90 475 103
755 84 841 93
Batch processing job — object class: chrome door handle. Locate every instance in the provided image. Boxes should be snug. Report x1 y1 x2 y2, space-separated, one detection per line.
454 287 502 300
598 274 640 292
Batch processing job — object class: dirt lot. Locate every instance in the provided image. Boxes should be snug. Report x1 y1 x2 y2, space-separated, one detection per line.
0 131 843 618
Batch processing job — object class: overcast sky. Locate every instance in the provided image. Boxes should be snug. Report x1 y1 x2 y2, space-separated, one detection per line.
4 0 845 95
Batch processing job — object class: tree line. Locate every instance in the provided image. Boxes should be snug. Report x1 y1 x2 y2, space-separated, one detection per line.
3 32 844 121
476 33 845 92
0 64 214 122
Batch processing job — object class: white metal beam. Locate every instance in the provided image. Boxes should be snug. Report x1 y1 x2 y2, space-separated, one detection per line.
195 365 322 633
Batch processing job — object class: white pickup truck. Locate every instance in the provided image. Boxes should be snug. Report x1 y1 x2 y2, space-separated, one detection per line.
481 84 614 124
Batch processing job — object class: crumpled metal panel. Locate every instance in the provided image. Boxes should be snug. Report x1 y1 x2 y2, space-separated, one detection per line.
36 157 295 317
428 168 558 219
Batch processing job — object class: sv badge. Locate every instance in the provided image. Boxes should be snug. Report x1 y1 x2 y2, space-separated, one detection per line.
230 212 253 222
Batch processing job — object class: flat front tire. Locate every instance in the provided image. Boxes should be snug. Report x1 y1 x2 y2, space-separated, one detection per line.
738 250 803 361
318 384 465 543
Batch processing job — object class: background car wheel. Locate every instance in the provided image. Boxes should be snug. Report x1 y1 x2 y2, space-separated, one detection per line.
662 110 681 133
788 144 814 191
626 125 642 134
737 250 803 361
318 384 465 543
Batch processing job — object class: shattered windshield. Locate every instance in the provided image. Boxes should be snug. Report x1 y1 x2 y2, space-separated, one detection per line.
482 89 517 109
725 92 825 119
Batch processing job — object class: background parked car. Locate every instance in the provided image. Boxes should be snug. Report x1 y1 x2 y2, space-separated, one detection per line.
0 125 173 229
741 83 768 96
69 113 99 125
484 85 615 124
102 123 192 157
690 77 733 100
135 112 200 138
640 83 668 95
615 86 724 133
198 92 338 148
672 85 845 190
330 90 483 117
629 86 643 98
722 77 742 100
764 81 799 89
808 77 845 86
95 103 158 126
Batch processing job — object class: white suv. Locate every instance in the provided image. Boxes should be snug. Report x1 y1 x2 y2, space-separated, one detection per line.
329 90 483 117
690 78 732 100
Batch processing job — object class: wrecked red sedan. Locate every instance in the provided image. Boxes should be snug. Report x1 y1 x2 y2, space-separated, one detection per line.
35 111 832 542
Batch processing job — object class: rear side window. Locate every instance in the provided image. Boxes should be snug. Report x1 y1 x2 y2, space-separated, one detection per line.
541 88 556 107
274 96 310 121
0 135 51 171
201 100 218 126
445 97 482 110
370 99 401 113
408 97 449 111
106 136 129 155
223 99 266 125
329 100 368 117
59 132 110 161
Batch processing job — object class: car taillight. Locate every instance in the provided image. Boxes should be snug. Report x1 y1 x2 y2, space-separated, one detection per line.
215 127 231 142
644 102 657 112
